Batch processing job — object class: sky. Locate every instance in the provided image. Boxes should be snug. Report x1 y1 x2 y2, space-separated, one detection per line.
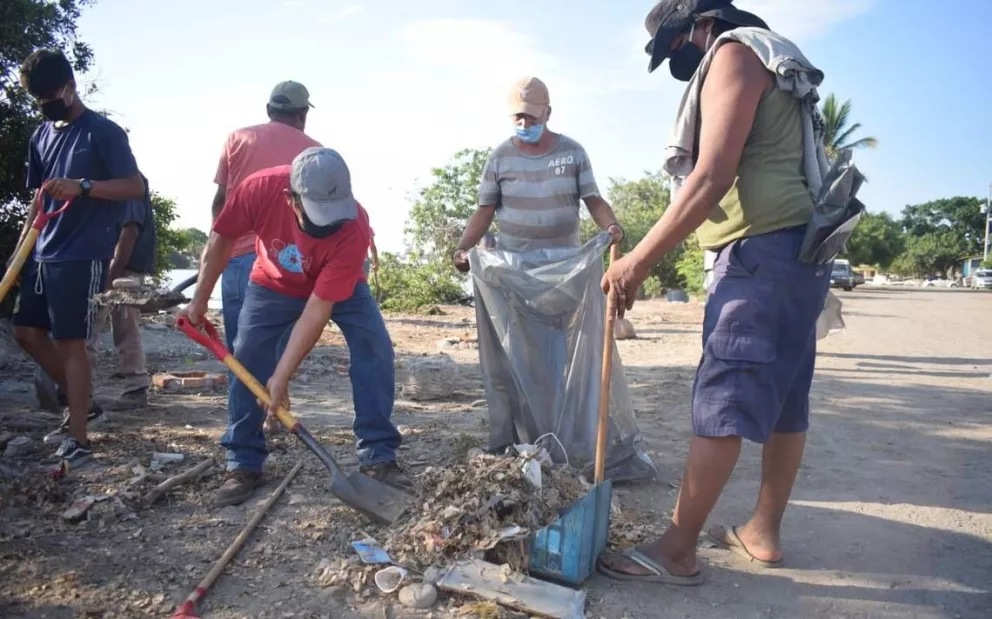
72 0 992 253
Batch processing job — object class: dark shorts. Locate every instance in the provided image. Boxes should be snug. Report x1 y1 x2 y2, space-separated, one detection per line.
12 259 109 341
692 227 830 443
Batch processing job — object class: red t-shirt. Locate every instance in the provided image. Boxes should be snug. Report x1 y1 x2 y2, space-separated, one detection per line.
213 165 369 303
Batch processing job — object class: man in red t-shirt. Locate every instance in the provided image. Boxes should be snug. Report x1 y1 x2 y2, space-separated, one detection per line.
185 147 407 507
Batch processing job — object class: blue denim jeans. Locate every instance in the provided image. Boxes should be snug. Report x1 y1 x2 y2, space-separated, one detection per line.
221 281 401 472
221 252 256 353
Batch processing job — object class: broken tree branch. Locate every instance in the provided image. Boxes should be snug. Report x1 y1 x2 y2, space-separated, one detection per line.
144 458 214 505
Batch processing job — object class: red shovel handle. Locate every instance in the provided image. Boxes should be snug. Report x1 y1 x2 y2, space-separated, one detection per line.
32 195 74 230
176 316 229 360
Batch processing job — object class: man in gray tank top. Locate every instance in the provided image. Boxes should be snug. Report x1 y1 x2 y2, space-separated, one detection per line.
452 76 623 262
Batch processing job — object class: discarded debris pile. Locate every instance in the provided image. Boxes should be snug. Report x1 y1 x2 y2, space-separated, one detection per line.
384 450 587 571
92 286 187 312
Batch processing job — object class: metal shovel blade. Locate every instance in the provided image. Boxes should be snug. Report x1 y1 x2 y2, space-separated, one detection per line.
295 425 409 525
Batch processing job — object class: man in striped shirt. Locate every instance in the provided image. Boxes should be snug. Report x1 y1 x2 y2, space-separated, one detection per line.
452 76 622 263
452 77 624 453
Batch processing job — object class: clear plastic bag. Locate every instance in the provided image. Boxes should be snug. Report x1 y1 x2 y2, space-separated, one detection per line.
468 233 657 483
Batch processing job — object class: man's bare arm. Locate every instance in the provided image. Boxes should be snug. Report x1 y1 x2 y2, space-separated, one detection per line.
583 195 622 233
108 223 139 284
211 185 227 220
455 206 496 252
89 174 146 201
191 232 235 309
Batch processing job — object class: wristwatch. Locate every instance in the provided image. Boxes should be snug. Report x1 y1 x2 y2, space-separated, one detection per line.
79 179 93 196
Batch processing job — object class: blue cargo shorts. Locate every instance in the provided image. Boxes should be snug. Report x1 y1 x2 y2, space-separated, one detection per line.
691 226 831 443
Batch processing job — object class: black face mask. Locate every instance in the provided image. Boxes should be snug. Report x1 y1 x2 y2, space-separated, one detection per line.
669 41 705 82
40 88 73 122
297 208 344 239
41 98 71 122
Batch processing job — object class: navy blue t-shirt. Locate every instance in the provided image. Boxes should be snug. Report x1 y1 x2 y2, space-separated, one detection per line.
26 109 140 262
120 178 156 274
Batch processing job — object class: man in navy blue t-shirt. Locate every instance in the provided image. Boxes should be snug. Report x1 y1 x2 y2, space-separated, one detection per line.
8 50 145 466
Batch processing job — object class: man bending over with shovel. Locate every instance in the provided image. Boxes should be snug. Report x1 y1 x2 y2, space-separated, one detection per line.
183 147 409 507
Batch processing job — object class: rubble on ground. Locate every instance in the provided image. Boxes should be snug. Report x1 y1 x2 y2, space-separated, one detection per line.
92 286 187 312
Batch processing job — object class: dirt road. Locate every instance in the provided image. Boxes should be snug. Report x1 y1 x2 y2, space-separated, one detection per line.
1 287 989 618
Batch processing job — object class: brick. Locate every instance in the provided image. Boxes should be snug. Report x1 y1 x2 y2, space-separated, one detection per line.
152 371 227 392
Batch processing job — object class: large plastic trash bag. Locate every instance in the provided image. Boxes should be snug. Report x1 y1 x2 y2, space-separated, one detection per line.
468 232 657 483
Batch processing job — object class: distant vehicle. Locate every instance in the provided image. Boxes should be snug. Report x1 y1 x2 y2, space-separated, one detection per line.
831 259 857 291
971 268 992 290
853 271 866 286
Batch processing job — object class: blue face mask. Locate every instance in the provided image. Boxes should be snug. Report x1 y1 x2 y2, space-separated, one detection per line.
515 123 545 144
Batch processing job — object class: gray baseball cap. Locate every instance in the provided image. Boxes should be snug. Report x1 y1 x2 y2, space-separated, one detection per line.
290 147 358 227
268 80 314 110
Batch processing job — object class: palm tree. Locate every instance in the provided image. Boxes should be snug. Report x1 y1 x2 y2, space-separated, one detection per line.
820 93 878 161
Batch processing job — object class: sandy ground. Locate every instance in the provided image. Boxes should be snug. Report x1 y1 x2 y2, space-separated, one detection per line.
0 287 990 618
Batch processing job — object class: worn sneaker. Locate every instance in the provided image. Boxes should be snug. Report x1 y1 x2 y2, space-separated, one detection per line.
360 461 414 492
43 404 108 446
214 471 263 507
44 437 93 466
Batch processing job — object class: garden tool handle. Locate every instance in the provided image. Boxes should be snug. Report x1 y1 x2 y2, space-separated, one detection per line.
175 316 300 432
595 248 620 484
0 194 74 305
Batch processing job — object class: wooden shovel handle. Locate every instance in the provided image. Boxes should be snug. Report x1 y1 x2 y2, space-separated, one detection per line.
594 244 620 483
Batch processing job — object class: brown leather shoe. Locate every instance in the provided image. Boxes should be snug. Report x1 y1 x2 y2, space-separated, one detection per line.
214 470 262 507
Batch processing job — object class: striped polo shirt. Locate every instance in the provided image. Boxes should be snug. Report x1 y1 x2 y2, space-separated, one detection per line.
478 134 600 252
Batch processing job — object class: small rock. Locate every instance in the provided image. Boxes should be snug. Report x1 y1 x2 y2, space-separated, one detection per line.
3 436 33 457
398 583 437 609
613 318 636 340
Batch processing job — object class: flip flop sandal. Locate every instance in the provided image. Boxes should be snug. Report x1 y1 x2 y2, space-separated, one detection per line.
707 525 784 568
596 548 705 586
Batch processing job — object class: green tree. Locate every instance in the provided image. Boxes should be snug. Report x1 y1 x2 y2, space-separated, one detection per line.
892 231 965 278
900 197 986 257
375 252 466 312
843 211 905 268
405 148 491 268
820 93 878 161
675 236 706 297
1 0 95 262
580 171 688 295
150 192 194 281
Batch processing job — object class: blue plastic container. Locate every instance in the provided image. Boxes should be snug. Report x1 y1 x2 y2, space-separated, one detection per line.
526 478 613 586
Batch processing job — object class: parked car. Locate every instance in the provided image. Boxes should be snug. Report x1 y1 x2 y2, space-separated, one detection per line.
971 268 992 290
831 259 857 291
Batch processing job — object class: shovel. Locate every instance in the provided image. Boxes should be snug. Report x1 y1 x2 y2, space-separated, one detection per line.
526 243 620 585
175 316 409 525
0 192 74 305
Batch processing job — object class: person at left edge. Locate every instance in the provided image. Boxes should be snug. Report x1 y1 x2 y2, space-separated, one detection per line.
183 147 408 507
8 49 145 467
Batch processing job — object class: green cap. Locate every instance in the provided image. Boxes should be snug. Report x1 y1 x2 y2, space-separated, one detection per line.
268 81 313 110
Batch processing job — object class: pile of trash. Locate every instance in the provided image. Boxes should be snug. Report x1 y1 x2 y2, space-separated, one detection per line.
92 286 187 312
315 446 589 598
384 447 587 570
